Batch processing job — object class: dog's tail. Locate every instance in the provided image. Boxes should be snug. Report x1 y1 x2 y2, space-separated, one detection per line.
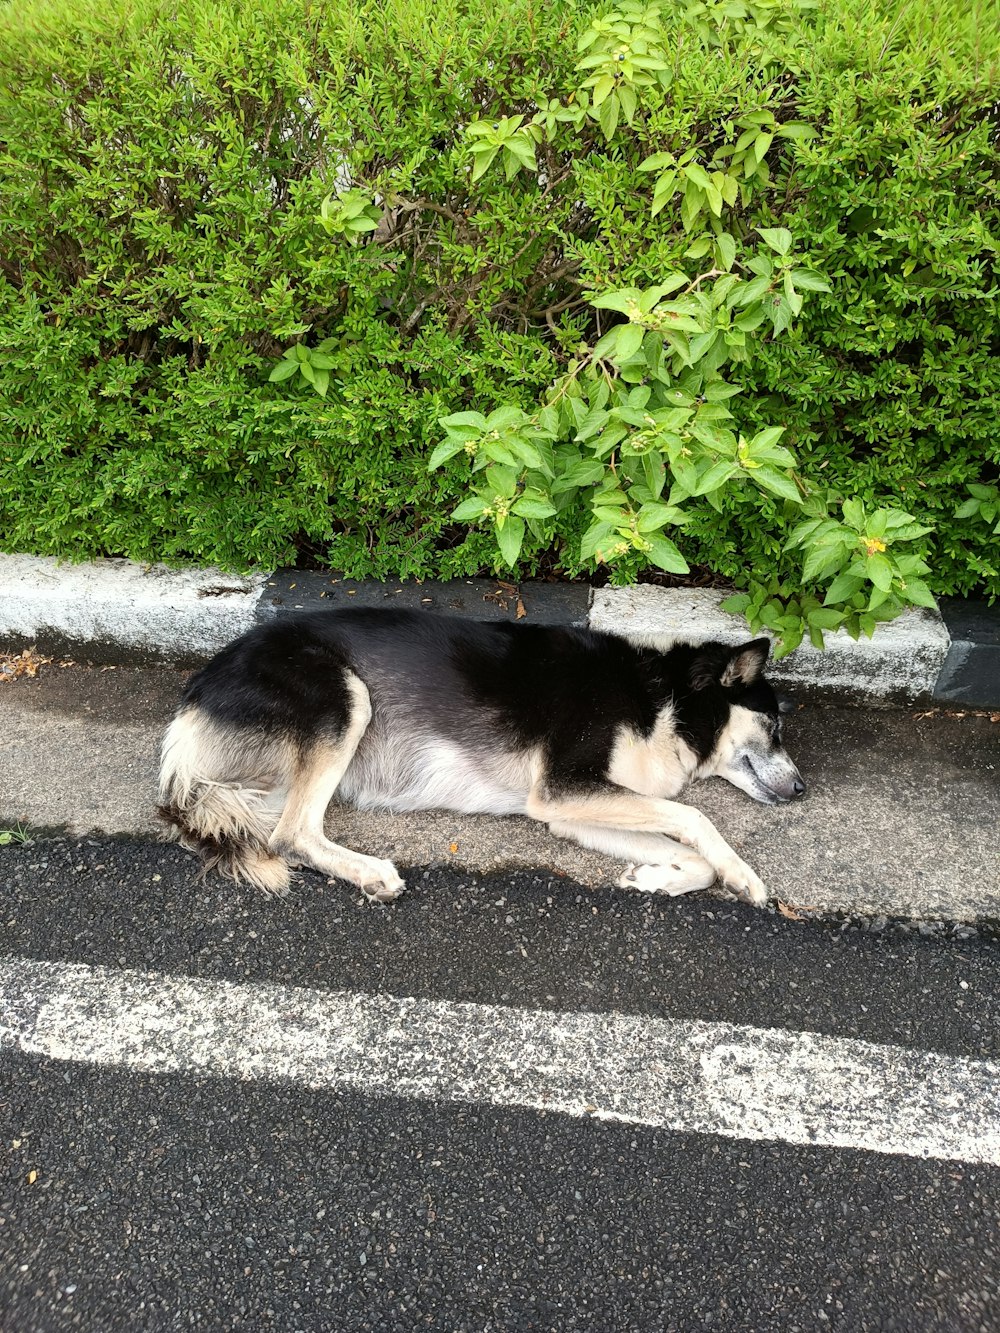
157 707 291 895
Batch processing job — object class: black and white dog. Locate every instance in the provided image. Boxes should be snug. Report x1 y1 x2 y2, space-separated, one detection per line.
159 609 805 906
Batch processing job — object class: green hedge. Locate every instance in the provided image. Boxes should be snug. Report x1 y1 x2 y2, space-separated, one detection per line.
0 0 997 614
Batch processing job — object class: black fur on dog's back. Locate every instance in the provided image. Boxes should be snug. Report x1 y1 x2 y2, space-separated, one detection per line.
179 608 780 768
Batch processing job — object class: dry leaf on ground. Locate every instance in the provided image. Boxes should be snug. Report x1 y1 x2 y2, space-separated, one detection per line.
0 647 53 682
777 900 819 921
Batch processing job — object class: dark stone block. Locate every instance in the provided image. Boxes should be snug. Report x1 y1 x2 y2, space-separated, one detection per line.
255 572 591 626
934 598 1000 708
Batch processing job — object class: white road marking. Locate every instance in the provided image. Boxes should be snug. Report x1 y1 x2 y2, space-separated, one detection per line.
1 958 998 1165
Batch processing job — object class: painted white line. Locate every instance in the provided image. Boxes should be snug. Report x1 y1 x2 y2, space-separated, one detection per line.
1 959 997 1165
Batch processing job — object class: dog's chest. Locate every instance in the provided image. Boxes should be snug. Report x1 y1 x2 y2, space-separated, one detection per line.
607 712 695 798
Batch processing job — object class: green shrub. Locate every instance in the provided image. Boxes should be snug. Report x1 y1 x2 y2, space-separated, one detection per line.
0 0 997 643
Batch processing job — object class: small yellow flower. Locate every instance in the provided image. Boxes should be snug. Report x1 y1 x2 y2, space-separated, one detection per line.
865 538 887 555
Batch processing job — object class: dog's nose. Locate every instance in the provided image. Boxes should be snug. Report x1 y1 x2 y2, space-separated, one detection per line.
792 778 806 798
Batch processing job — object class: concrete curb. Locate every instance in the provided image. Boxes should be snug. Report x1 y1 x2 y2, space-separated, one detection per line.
0 554 268 664
1 553 997 706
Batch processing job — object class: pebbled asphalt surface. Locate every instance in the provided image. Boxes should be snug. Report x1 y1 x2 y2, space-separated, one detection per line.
2 837 1000 1332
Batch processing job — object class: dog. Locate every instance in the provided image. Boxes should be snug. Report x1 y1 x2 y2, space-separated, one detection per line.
158 608 805 906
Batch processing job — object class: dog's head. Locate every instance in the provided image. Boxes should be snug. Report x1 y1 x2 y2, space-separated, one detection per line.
687 638 806 805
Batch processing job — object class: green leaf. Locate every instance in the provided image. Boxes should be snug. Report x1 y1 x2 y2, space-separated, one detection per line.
721 593 752 615
470 145 500 181
715 232 737 271
580 522 617 562
693 460 737 495
268 359 299 383
824 572 865 605
680 187 703 232
792 270 831 293
598 91 620 141
481 439 518 466
496 515 525 568
900 578 937 610
592 328 622 359
560 463 608 495
442 411 488 431
512 496 557 519
590 289 641 312
488 465 520 499
866 553 893 591
618 83 637 124
758 227 793 256
733 276 771 306
450 496 487 521
591 73 615 107
486 406 530 431
650 172 678 215
428 438 467 469
703 380 742 403
783 271 803 317
749 426 785 452
777 122 816 141
509 437 544 469
802 543 845 583
683 163 712 190
806 607 845 630
616 324 645 361
639 152 677 172
752 467 801 503
770 298 793 336
646 534 689 574
636 502 684 533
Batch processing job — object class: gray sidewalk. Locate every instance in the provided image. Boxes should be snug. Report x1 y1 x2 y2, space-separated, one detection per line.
1 662 996 925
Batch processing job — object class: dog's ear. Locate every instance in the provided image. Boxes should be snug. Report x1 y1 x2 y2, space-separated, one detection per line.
720 638 770 688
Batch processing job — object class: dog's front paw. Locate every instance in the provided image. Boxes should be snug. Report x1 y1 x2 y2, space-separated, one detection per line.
359 859 406 903
720 859 768 907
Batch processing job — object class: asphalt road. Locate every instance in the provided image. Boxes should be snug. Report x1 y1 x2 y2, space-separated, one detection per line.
2 836 999 1332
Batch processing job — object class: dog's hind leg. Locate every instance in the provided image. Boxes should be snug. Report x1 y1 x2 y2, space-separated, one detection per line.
546 820 715 897
268 673 405 903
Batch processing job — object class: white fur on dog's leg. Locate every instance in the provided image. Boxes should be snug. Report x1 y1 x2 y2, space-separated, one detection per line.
617 861 712 898
325 855 405 903
359 859 406 904
717 857 768 907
